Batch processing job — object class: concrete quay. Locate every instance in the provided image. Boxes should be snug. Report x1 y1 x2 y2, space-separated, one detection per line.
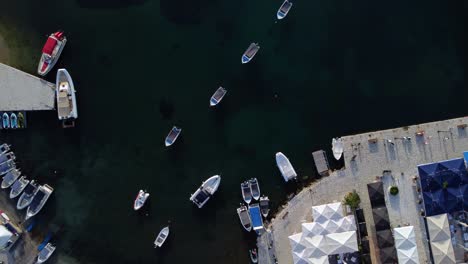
258 116 468 264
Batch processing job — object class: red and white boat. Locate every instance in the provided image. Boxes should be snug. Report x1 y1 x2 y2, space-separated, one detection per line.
37 31 67 76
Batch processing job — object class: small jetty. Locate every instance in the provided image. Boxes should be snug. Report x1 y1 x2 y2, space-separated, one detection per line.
312 150 330 176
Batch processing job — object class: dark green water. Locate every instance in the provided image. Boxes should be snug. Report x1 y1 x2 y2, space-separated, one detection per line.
0 0 467 263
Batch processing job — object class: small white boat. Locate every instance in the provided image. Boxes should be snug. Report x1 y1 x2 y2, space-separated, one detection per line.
2 113 10 129
332 137 344 160
259 195 270 217
10 176 29 199
38 31 66 76
1 169 21 189
0 160 15 176
0 152 15 165
133 190 150 211
26 184 54 220
154 226 170 248
36 243 56 263
277 0 293 20
0 143 11 155
275 152 297 182
210 87 227 107
189 175 221 208
249 248 258 263
241 181 252 204
249 178 260 201
165 126 182 147
237 204 252 232
241 43 260 64
17 180 39 210
56 69 78 127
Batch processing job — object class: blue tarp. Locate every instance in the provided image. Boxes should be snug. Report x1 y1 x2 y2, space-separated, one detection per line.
464 151 468 167
249 204 263 232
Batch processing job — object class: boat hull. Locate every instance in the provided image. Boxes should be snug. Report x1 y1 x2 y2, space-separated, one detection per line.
241 182 252 204
189 175 221 208
134 190 149 211
2 113 10 129
154 226 170 248
237 205 252 232
26 184 54 219
210 87 227 106
332 138 344 160
241 43 260 64
249 178 260 201
56 69 78 121
275 152 297 182
165 126 182 147
10 113 18 129
10 176 29 199
37 34 67 76
276 0 292 20
1 169 21 189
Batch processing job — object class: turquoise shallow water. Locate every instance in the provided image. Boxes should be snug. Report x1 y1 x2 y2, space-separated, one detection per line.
0 0 467 263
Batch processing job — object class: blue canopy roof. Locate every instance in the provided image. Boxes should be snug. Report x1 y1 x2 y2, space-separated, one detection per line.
249 204 263 231
464 151 468 166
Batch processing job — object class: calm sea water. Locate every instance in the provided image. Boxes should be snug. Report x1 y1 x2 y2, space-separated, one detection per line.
0 0 467 263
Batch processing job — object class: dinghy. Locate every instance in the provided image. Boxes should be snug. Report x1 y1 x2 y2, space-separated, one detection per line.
10 113 18 129
38 31 66 76
277 0 293 20
0 160 15 176
1 169 20 189
249 178 260 201
17 180 39 210
210 87 227 107
189 175 221 208
275 152 297 182
36 243 56 263
259 196 270 217
10 176 30 199
165 126 182 147
133 190 150 211
26 184 54 219
154 226 170 248
2 113 10 129
332 137 344 160
241 181 252 204
237 204 252 232
241 43 260 64
0 152 15 165
249 248 258 263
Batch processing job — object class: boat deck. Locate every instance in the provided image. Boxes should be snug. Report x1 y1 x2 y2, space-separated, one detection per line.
0 63 55 112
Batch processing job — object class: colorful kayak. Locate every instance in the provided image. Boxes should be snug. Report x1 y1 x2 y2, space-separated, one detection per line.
2 113 10 129
10 113 18 129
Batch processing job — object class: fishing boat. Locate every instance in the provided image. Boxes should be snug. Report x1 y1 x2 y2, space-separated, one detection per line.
2 113 10 129
189 175 221 208
249 178 260 201
0 152 15 165
241 43 260 64
210 87 227 107
10 113 18 129
237 204 252 232
249 248 258 263
133 190 150 211
56 69 78 127
241 181 252 204
26 184 54 219
249 203 264 235
154 226 170 248
332 137 344 160
18 112 25 128
277 0 293 20
38 232 53 251
17 180 39 210
10 176 30 199
37 31 66 76
165 126 182 147
0 160 15 176
36 243 56 263
275 152 297 182
1 169 21 189
259 195 270 217
0 143 10 155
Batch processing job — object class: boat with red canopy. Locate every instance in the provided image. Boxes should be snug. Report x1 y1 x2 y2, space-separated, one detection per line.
37 31 67 76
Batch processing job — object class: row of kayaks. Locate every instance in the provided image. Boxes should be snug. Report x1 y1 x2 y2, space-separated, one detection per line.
1 112 25 129
0 144 54 220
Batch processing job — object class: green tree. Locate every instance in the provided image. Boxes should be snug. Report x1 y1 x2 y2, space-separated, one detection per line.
343 190 361 209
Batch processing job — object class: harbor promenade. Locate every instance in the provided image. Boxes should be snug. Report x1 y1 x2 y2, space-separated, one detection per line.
258 116 468 264
0 63 55 111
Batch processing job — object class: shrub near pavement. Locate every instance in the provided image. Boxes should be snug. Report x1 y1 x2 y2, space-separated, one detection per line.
343 190 360 209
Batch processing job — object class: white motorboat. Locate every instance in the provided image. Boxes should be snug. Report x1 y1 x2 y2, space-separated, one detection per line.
259 195 270 217
10 176 30 199
241 43 260 64
210 87 227 107
17 180 39 210
241 181 252 204
134 190 150 211
26 184 54 219
275 152 297 182
0 143 10 155
56 69 78 127
36 243 56 263
0 159 15 176
332 137 344 160
277 0 293 20
38 31 66 76
165 126 182 147
1 169 21 189
0 152 15 165
189 175 221 208
237 204 252 232
154 226 170 248
249 178 260 201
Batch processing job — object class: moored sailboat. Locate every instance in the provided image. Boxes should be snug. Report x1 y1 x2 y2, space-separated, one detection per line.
237 204 252 232
154 226 170 248
165 126 182 147
241 43 260 64
189 175 221 208
38 31 67 76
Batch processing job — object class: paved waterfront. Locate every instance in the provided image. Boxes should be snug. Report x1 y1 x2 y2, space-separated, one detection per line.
258 116 468 264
